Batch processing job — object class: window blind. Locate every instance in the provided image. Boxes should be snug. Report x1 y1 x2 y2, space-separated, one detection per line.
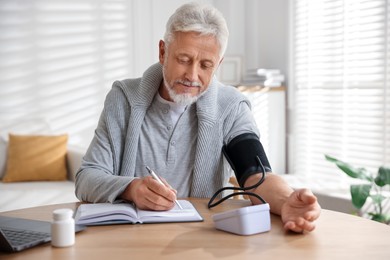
0 0 132 146
291 0 390 183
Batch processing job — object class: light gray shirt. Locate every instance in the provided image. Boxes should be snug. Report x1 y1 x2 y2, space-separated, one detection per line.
135 92 259 197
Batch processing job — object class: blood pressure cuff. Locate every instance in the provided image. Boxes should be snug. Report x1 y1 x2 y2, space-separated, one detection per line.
223 133 272 187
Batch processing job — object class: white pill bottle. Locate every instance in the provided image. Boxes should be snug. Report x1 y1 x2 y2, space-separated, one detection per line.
51 208 75 247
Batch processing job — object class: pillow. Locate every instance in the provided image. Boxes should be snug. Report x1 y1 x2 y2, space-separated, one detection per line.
2 134 68 182
0 137 7 179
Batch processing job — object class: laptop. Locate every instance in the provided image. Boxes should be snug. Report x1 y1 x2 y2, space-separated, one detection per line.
0 215 86 252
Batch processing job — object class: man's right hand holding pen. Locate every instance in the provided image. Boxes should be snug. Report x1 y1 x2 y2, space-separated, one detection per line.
119 169 179 211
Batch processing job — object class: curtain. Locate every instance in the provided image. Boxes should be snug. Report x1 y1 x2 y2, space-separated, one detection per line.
291 0 390 182
0 0 132 145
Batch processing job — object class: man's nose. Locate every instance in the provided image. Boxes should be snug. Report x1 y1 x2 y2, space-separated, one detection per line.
185 64 199 82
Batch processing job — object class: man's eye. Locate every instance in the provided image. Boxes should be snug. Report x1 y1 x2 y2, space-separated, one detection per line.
201 63 213 69
178 58 189 64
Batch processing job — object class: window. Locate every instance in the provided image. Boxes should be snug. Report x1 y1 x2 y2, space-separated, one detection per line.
0 0 132 146
290 0 390 183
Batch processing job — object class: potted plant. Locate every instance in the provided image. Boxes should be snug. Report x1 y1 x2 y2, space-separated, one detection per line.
325 154 390 224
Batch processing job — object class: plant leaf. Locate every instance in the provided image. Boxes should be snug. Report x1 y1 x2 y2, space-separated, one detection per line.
325 154 372 181
350 184 371 209
370 194 386 205
385 214 390 224
374 166 390 187
368 213 389 223
324 154 338 163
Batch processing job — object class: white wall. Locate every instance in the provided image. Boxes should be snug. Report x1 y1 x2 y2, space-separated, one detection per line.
128 0 289 81
129 0 215 77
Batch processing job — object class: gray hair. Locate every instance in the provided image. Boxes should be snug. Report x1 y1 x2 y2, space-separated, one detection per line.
164 2 229 58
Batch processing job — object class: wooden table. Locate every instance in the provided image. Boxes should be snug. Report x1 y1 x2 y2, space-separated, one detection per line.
1 198 390 259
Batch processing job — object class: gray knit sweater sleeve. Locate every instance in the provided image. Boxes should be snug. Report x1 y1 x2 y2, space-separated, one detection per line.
75 85 134 203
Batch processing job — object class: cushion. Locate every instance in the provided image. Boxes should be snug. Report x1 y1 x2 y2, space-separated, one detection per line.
2 134 68 182
0 137 7 179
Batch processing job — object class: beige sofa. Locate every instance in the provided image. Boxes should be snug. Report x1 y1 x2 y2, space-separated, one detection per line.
0 140 84 212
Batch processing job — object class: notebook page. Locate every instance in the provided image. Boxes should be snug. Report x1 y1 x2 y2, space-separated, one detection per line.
137 200 198 221
75 203 138 223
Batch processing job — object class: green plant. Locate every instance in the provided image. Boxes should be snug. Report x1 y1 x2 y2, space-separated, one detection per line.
325 154 390 224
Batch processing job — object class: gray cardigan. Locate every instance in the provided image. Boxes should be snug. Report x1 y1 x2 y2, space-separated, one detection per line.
75 63 253 203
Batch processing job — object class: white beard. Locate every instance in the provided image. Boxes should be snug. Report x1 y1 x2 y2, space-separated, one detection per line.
162 66 205 106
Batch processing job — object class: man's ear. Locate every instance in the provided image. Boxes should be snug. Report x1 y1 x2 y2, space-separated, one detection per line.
214 57 224 73
218 57 224 67
159 40 166 64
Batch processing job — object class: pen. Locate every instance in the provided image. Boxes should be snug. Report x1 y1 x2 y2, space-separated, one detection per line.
145 166 183 210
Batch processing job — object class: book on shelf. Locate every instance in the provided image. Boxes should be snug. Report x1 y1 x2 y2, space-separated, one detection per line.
74 200 203 225
241 75 265 85
247 68 281 77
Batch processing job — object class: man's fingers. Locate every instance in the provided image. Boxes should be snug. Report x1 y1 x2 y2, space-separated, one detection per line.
299 189 318 205
137 187 175 211
145 176 177 208
284 220 316 233
303 222 316 232
145 176 176 200
130 176 176 211
304 209 321 221
284 215 317 233
160 177 172 188
144 195 175 211
160 177 178 194
284 221 303 233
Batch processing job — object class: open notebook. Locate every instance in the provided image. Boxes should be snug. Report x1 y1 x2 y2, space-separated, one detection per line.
74 200 203 225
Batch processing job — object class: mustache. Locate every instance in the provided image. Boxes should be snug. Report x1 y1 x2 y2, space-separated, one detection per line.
175 79 202 88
